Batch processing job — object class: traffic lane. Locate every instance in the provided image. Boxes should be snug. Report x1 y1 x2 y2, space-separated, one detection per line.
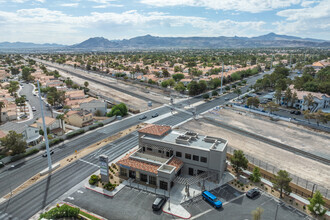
192 193 308 220
64 187 169 220
0 106 170 197
0 160 98 219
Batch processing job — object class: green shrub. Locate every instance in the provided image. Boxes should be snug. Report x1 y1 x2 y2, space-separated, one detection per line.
104 182 116 191
89 175 100 185
240 183 243 187
40 204 79 219
10 148 40 162
202 94 209 99
212 90 218 96
66 129 85 139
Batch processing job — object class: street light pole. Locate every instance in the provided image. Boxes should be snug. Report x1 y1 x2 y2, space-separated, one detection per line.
220 62 224 94
37 80 52 171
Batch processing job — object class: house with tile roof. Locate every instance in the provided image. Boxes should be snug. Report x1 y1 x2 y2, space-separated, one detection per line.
282 85 330 112
64 110 93 128
117 124 227 191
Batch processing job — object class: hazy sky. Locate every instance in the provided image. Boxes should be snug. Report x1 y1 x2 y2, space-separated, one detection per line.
0 0 329 44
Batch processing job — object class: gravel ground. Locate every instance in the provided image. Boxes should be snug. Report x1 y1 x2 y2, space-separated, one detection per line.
179 113 330 189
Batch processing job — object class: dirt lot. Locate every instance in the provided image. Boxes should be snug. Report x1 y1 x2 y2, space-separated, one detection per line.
49 67 167 112
179 110 330 189
207 108 330 159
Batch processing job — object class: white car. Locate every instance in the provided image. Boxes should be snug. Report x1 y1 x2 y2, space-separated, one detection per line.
32 107 36 111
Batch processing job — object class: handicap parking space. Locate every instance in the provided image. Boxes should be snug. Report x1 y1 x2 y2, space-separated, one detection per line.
64 186 169 220
188 188 311 220
182 184 244 216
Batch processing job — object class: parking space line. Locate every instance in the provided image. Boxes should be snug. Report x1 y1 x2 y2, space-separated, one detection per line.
191 193 246 219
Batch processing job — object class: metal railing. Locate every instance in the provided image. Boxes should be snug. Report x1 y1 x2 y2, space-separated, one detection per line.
227 146 329 199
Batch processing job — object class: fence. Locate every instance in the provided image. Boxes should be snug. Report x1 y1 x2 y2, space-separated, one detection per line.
227 146 329 200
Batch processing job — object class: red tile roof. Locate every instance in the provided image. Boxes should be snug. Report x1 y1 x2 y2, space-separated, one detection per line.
167 157 183 172
138 124 171 137
117 150 160 174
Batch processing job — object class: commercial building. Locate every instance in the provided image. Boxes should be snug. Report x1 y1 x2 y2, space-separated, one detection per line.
117 124 227 191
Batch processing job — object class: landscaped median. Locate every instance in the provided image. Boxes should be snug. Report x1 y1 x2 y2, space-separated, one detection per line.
39 203 104 220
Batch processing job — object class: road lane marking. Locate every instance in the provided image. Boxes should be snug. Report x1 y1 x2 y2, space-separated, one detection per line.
79 159 99 168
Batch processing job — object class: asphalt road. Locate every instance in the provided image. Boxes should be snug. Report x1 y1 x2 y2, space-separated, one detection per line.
0 70 269 219
0 82 52 132
64 187 168 220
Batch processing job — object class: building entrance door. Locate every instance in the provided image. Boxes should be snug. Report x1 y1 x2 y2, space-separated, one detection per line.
129 170 136 179
159 181 168 190
189 168 194 176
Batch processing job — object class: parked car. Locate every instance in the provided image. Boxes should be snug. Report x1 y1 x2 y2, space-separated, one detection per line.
19 114 28 119
139 115 147 120
290 110 295 114
294 111 301 115
225 98 230 101
152 196 166 211
42 150 54 157
33 93 37 96
202 190 222 208
32 107 36 111
246 188 260 199
152 113 159 118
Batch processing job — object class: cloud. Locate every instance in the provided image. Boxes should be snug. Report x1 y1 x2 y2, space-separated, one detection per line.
140 0 301 13
275 0 330 38
0 8 267 44
60 3 79 7
89 0 123 8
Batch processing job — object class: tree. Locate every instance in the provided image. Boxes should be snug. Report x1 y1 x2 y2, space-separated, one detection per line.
22 67 31 81
174 82 185 93
250 167 261 182
0 130 27 155
0 101 4 123
284 87 292 106
274 89 282 104
291 91 298 107
303 110 311 123
251 207 263 220
308 190 327 216
303 93 314 110
202 94 209 99
84 81 89 88
230 150 248 176
56 114 65 135
162 68 170 77
233 88 242 98
187 81 199 96
312 110 330 126
172 73 184 82
263 102 279 115
107 103 128 117
65 78 73 88
212 90 218 96
247 97 260 108
272 170 292 198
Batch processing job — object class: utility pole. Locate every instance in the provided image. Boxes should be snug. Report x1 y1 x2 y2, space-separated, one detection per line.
38 80 52 171
274 203 279 220
220 62 224 94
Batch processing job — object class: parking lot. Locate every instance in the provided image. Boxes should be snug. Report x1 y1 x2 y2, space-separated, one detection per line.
182 184 311 220
64 186 169 220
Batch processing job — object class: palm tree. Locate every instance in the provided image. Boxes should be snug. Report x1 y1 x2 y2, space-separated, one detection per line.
56 114 65 135
0 101 4 123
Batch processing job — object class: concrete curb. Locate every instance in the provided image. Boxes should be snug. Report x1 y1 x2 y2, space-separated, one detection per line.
162 205 192 219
